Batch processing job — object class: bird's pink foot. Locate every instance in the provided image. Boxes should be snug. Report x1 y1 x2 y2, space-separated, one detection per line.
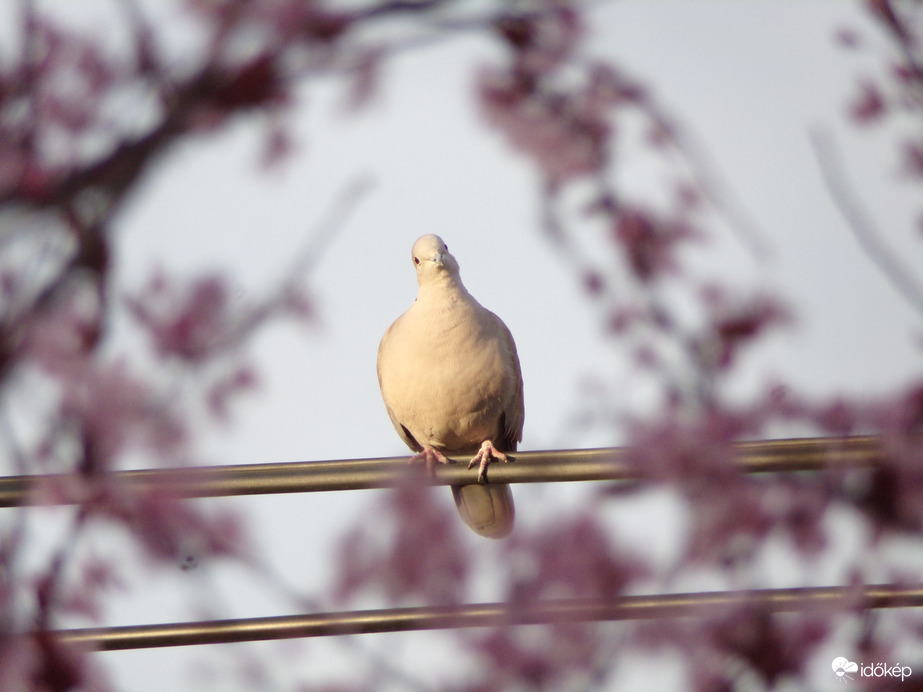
410 446 449 475
467 440 508 483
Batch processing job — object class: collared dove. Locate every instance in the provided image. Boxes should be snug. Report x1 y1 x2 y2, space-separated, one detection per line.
377 234 523 539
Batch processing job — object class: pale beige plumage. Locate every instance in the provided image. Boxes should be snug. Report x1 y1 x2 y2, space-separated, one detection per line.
377 234 523 539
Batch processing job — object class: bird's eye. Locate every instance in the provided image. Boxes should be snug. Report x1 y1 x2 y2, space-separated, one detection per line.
443 244 448 252
413 256 421 266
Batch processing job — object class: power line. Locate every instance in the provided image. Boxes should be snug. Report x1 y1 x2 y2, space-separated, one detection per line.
0 435 880 507
55 583 923 651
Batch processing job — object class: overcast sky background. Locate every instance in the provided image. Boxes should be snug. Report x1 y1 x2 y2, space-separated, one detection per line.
10 1 923 690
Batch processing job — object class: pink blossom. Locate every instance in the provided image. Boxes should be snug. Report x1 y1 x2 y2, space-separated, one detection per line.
207 365 258 420
479 68 610 185
505 514 648 602
902 140 923 178
125 272 232 363
850 80 886 123
695 607 828 688
698 293 790 371
612 208 698 282
334 482 469 605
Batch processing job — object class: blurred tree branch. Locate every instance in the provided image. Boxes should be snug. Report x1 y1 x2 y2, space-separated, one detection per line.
811 127 923 317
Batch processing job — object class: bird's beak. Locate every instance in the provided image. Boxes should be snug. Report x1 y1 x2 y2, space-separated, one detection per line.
432 252 445 267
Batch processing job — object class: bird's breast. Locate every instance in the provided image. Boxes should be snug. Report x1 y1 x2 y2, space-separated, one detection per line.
379 303 513 453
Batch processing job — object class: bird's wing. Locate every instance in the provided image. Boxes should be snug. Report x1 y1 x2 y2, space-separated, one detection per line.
377 320 423 452
490 310 524 453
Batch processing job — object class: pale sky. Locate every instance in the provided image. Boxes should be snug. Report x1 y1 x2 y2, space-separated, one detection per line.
9 1 923 690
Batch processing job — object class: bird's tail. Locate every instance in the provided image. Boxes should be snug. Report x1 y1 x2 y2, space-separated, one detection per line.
451 483 515 539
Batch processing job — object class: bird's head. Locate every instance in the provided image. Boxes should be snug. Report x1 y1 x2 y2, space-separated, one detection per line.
411 234 461 286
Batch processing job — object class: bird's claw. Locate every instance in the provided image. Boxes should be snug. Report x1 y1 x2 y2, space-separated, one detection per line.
410 447 449 475
467 440 508 483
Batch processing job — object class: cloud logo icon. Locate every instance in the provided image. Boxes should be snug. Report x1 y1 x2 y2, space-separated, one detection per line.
832 657 859 683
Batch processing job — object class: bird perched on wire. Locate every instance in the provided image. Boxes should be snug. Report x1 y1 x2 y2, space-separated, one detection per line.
377 234 523 539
